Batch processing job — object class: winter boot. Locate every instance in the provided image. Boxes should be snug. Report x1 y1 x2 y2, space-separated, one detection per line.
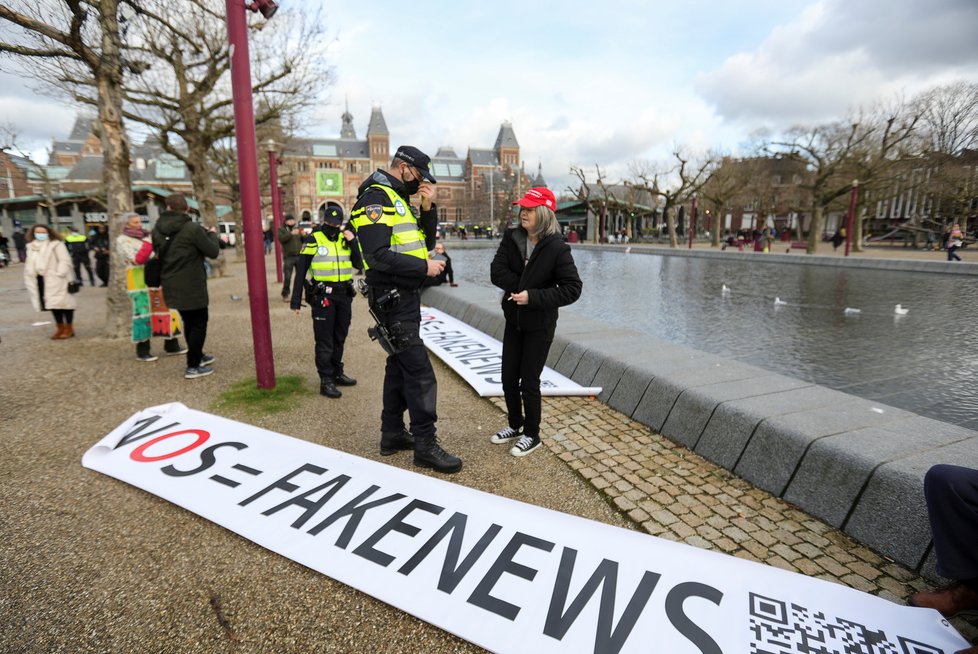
319 377 341 398
61 324 75 339
51 324 65 340
414 435 463 474
380 429 414 456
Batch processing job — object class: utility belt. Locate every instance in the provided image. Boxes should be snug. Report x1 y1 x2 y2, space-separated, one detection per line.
305 279 355 300
357 282 422 356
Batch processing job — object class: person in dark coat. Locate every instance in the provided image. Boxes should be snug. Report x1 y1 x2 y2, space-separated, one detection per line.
421 242 457 287
151 193 221 379
489 187 582 457
908 464 978 654
278 214 303 301
90 224 110 286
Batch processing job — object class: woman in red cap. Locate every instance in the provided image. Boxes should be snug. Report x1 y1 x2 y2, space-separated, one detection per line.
490 187 582 457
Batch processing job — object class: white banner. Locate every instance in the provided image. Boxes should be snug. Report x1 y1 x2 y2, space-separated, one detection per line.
83 404 968 654
419 306 602 397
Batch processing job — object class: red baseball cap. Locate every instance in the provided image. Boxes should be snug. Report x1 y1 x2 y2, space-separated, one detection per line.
513 187 556 211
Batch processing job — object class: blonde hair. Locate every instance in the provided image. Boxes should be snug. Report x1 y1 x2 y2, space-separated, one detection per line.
527 205 560 241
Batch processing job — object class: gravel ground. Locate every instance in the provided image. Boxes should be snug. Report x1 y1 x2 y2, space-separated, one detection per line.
0 253 632 653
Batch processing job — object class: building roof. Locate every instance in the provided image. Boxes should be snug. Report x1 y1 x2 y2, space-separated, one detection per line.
51 141 83 156
67 115 97 141
366 106 388 136
63 155 105 182
431 149 465 182
285 138 370 159
468 148 498 167
494 121 519 149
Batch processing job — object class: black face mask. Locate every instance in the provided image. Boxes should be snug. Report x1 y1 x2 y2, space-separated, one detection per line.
402 176 420 196
322 224 340 239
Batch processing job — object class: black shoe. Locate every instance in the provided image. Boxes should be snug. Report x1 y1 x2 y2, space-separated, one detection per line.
380 429 415 456
320 378 341 398
414 436 463 474
333 373 357 386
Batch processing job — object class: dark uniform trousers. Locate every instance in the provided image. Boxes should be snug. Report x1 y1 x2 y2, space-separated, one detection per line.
924 464 978 584
374 291 437 440
311 290 352 379
500 322 554 439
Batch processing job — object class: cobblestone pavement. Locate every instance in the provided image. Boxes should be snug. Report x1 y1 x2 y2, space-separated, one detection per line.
502 395 978 643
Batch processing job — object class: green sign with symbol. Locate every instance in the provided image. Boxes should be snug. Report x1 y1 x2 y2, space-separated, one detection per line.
316 170 343 197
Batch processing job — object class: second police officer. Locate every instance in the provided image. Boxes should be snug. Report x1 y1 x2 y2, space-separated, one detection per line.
291 205 362 398
350 145 463 474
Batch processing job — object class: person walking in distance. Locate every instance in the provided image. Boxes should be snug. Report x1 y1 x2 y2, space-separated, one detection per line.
151 194 221 379
490 187 582 457
278 214 303 301
291 206 362 398
64 225 95 287
350 145 462 474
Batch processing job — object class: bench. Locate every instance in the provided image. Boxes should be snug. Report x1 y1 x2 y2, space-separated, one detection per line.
790 241 808 250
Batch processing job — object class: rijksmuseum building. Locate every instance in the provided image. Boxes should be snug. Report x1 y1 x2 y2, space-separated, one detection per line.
277 105 547 230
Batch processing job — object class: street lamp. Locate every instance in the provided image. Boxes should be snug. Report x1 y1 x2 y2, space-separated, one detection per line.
226 0 276 388
266 139 284 283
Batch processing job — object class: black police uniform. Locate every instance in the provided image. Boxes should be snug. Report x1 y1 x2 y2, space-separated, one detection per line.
290 212 362 398
351 163 462 474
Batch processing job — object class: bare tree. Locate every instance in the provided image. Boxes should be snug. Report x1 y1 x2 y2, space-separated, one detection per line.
629 149 713 248
0 0 134 336
699 153 743 247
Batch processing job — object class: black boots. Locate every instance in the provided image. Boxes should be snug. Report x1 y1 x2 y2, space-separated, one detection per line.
380 429 414 456
320 378 341 398
414 436 463 474
333 373 357 386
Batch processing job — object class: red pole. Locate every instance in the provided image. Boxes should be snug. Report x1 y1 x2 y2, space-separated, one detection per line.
226 0 275 388
844 180 859 257
267 146 283 283
688 195 696 249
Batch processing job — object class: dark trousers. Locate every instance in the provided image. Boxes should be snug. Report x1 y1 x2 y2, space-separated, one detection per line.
948 246 962 262
52 309 74 325
501 322 553 439
73 253 94 285
136 338 181 357
925 464 978 583
376 292 437 439
282 256 299 296
95 253 109 285
177 307 208 368
311 292 352 379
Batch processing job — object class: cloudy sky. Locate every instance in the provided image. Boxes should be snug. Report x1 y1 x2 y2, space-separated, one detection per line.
2 0 977 192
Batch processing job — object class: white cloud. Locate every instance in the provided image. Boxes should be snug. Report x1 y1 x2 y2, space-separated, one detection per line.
697 0 978 128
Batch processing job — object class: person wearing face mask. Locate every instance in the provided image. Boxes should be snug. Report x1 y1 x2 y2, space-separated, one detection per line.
278 213 303 301
349 145 462 474
489 187 582 457
290 206 362 398
24 224 78 339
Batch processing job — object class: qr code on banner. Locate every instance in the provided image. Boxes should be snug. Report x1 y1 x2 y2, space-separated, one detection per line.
749 592 948 654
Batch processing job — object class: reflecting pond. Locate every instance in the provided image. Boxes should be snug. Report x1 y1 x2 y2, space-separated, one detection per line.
445 246 978 430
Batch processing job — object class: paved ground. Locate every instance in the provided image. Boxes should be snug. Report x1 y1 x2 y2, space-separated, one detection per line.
1 248 975 652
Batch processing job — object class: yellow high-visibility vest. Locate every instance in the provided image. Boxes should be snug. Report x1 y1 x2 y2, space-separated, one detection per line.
302 230 353 282
350 184 427 271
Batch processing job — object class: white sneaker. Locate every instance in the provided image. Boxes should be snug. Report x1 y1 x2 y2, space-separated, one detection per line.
510 434 541 457
490 426 522 444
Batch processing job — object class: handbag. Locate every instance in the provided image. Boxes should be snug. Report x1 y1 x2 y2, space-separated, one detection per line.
144 235 172 288
67 279 81 294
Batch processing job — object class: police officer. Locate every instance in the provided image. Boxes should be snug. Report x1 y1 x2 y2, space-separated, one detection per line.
291 206 362 398
64 226 95 286
350 146 462 474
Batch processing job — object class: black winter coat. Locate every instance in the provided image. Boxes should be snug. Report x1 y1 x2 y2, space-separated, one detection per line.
151 211 220 311
490 228 582 335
